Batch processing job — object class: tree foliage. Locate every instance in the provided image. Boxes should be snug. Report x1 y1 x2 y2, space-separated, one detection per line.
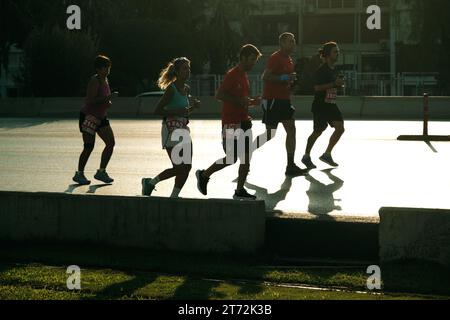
5 0 260 96
22 27 98 97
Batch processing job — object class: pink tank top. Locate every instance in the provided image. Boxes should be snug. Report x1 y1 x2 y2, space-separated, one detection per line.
81 76 111 119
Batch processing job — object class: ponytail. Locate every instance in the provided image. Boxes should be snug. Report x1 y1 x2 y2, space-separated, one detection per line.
157 57 191 90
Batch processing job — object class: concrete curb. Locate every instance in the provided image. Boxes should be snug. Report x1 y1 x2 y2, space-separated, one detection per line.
0 191 266 254
379 207 450 268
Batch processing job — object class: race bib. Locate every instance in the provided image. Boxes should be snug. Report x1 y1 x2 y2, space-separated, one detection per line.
81 114 101 136
165 117 189 132
325 88 337 104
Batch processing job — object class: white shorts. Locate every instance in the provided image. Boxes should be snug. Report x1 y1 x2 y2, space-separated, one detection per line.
162 124 191 149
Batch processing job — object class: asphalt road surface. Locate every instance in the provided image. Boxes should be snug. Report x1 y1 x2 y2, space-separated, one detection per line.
1 118 449 219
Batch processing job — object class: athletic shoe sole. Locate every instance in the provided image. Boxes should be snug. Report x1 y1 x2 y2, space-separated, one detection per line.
285 168 308 177
73 178 91 186
301 159 317 170
196 170 207 196
94 174 114 184
141 178 155 196
319 156 339 167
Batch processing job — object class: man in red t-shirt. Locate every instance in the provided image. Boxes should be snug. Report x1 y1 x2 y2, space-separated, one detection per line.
256 32 308 177
196 44 262 200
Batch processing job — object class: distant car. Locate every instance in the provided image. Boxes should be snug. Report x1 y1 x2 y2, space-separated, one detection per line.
136 91 164 98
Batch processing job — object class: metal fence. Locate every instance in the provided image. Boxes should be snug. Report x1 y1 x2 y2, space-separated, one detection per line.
188 72 441 97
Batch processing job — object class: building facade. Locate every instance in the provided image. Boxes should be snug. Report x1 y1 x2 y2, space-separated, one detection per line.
241 0 437 96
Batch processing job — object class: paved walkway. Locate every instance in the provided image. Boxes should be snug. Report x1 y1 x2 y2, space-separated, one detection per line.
1 118 449 219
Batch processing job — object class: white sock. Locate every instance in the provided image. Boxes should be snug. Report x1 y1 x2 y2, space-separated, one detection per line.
150 177 160 186
170 187 181 198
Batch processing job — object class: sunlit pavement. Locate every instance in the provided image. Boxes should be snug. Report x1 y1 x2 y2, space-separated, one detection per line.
1 118 449 219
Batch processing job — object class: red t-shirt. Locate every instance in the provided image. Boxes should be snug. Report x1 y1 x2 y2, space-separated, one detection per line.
220 66 251 125
262 51 294 100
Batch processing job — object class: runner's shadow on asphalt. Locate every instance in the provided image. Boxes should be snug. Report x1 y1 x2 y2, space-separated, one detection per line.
87 184 112 194
305 168 344 217
64 184 85 194
244 177 293 212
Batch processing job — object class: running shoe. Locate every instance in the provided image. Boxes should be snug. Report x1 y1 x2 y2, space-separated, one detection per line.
285 164 308 177
319 154 339 167
233 189 257 200
141 178 156 196
94 170 114 184
301 155 317 169
196 170 210 196
72 172 91 186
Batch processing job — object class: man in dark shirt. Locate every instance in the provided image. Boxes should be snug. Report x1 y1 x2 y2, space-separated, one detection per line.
302 42 345 168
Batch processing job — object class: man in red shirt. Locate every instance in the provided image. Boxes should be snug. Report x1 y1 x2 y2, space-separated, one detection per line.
196 44 262 200
256 32 308 177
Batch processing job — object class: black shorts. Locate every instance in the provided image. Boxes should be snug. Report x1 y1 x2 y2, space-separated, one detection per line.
78 112 110 133
262 99 295 127
222 121 252 164
312 103 343 131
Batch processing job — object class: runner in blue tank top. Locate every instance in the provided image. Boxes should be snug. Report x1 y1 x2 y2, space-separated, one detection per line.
141 57 201 198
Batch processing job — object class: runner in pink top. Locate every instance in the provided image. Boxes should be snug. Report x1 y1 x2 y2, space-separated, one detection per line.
73 55 117 186
81 75 111 119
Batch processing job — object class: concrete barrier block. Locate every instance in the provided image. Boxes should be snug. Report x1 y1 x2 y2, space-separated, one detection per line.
0 98 41 117
379 207 450 267
40 98 82 116
429 97 450 119
340 96 364 118
0 191 266 254
362 97 422 119
108 98 140 118
137 97 160 117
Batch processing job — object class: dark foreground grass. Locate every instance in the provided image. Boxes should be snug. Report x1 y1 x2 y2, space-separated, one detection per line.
0 243 448 300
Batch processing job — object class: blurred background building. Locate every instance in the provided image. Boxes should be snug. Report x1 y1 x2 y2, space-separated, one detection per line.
0 0 445 97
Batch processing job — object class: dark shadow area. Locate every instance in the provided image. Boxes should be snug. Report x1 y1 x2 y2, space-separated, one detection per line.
88 272 158 300
245 177 293 212
172 277 224 300
382 260 450 296
237 281 265 297
305 169 344 217
0 118 62 130
87 184 112 194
